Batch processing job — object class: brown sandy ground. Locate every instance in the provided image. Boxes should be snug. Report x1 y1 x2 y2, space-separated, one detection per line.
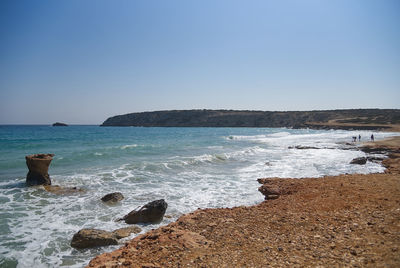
87 138 400 268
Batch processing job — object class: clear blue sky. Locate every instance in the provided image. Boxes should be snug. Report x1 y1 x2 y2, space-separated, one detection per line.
1 0 399 124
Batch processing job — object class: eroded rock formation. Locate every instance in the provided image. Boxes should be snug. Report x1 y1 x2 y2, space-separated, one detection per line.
25 154 54 186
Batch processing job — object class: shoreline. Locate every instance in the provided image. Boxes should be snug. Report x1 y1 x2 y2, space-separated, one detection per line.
87 136 400 267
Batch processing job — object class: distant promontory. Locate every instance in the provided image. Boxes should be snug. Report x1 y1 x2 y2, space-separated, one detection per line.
101 109 400 130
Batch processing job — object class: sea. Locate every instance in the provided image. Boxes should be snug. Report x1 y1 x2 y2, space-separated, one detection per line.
0 125 398 267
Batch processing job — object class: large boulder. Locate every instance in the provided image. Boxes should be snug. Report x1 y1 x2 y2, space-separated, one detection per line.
101 192 124 203
25 154 54 186
71 229 118 249
118 199 168 224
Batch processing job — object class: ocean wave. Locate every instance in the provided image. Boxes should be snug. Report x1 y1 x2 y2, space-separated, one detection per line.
120 144 138 149
267 131 291 137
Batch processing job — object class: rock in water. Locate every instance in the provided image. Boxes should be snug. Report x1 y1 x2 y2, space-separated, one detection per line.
350 157 367 165
25 154 54 186
43 185 85 195
101 192 124 203
52 122 68 126
119 199 168 224
71 229 118 249
111 226 142 239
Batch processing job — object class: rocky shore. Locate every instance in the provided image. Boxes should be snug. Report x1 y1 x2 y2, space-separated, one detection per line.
87 137 400 267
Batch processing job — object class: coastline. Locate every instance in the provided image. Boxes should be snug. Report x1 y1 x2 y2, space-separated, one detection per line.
87 136 400 267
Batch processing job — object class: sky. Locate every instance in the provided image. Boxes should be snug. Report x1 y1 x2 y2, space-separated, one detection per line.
0 0 399 124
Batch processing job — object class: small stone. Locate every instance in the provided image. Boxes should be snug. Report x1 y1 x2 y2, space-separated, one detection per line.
101 192 124 203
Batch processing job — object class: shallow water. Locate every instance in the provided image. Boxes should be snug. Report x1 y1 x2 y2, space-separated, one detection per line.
0 126 397 267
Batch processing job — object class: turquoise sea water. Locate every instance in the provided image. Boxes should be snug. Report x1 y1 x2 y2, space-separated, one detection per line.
0 125 397 267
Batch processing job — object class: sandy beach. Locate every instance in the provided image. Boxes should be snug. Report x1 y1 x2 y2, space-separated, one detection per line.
87 137 400 267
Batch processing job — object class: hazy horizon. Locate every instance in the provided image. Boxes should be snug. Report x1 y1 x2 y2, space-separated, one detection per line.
1 0 399 124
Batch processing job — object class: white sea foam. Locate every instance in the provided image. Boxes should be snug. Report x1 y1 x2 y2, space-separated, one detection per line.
120 144 138 149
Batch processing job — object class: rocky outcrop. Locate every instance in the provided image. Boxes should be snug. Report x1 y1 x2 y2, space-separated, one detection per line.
101 192 124 203
71 229 119 249
258 179 281 200
52 122 68 126
118 199 168 224
25 154 54 186
257 178 297 200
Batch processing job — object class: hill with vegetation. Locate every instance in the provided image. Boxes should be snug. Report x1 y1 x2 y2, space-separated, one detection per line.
101 109 400 130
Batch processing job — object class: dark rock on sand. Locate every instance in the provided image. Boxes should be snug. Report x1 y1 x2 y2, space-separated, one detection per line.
71 229 118 249
25 154 54 186
52 122 68 126
118 199 168 224
112 226 142 239
350 157 367 165
101 192 124 203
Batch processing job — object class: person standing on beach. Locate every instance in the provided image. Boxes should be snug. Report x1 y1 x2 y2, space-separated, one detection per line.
371 134 374 141
358 135 361 141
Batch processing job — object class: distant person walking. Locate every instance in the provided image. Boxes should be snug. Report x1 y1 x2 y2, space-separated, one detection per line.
358 135 361 142
371 134 374 141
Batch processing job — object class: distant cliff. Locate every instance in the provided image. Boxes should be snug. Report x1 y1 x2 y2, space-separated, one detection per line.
101 109 400 130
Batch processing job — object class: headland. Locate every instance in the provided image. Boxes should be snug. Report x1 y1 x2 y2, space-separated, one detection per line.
101 109 400 131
